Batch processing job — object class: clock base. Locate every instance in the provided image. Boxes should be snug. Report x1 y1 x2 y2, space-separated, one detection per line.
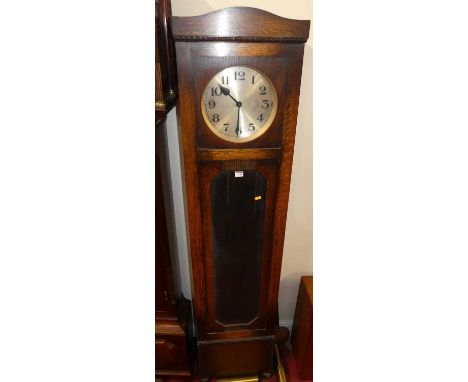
197 336 275 380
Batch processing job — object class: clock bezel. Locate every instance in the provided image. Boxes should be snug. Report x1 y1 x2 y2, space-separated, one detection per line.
200 65 278 144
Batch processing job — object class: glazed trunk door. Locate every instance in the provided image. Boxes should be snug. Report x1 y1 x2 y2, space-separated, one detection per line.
199 160 278 334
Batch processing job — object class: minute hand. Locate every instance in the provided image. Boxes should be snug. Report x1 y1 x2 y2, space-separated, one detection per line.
235 105 241 136
219 85 242 107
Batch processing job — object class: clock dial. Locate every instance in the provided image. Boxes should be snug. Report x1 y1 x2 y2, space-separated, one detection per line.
201 66 278 143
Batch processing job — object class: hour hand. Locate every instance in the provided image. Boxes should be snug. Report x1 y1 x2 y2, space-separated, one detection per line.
219 85 242 107
219 84 231 96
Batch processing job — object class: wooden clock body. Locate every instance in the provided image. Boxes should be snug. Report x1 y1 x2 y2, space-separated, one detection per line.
172 7 309 379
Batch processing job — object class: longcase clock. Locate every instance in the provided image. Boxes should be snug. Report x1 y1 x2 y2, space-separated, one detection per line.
172 7 309 380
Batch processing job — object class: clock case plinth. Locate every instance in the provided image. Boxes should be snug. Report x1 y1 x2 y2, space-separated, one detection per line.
172 7 309 380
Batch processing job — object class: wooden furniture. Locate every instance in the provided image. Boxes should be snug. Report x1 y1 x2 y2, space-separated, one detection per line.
156 125 193 378
155 0 177 125
291 276 313 380
155 0 192 378
172 7 310 380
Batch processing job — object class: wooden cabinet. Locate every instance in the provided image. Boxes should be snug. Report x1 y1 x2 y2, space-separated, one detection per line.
155 0 177 125
155 0 192 378
291 276 313 380
155 124 193 378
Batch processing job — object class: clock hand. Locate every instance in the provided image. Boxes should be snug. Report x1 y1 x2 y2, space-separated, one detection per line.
219 85 242 107
235 103 241 136
218 84 243 136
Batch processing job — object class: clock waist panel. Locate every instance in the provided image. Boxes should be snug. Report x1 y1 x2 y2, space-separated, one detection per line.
198 160 278 334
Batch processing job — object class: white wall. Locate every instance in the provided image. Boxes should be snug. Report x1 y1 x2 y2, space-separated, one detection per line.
168 0 313 329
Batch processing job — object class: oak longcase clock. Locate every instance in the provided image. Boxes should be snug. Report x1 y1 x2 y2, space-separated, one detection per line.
172 7 309 380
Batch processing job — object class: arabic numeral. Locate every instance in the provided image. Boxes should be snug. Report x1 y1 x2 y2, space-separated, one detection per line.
259 85 267 95
211 87 222 96
257 113 264 122
224 123 229 132
262 100 271 109
235 71 245 80
212 114 220 123
248 123 255 131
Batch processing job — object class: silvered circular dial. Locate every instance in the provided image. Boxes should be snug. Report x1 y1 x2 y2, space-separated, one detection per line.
201 66 278 143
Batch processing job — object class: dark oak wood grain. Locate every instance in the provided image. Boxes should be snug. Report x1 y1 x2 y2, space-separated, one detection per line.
197 148 281 161
155 1 194 378
174 7 309 380
172 7 310 43
198 336 275 379
155 295 193 378
156 122 193 378
155 0 178 124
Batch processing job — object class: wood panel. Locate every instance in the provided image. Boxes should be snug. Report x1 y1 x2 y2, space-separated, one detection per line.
155 0 178 124
172 7 309 43
198 336 275 379
197 148 281 162
265 43 306 329
155 295 193 378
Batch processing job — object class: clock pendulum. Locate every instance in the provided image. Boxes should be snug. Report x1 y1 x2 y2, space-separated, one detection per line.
172 7 309 380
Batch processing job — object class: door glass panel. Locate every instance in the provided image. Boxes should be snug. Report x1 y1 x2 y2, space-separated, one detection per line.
211 170 266 325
